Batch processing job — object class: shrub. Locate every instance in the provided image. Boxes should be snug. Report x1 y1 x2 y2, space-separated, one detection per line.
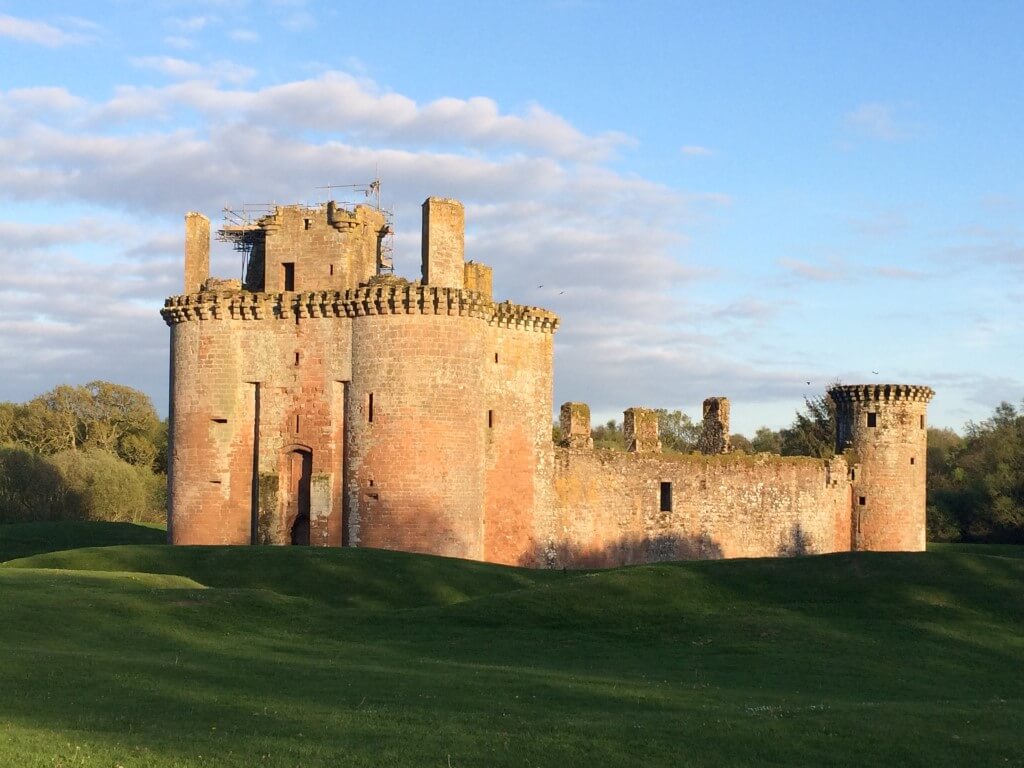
0 445 80 523
50 449 165 524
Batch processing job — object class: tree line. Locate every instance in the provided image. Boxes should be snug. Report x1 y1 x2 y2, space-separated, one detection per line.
0 382 166 524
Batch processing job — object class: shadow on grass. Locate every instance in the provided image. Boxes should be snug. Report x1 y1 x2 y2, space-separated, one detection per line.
2 549 1024 767
0 520 165 562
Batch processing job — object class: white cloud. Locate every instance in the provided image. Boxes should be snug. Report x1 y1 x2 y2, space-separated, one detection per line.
0 14 84 46
0 72 755 418
166 15 211 33
130 57 256 85
680 145 714 156
229 29 259 42
843 102 916 142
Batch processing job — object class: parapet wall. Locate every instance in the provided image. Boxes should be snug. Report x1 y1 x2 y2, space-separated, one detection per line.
162 284 558 331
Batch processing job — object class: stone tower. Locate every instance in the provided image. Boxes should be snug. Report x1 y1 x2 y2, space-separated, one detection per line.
829 384 934 552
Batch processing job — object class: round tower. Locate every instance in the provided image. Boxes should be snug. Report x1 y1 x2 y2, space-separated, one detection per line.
829 384 934 552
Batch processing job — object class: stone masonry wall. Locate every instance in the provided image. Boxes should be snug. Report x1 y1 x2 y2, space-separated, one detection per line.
165 293 351 546
542 450 851 568
481 323 554 564
260 204 385 293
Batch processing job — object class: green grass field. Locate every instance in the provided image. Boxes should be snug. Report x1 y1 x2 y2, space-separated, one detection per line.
0 523 1022 767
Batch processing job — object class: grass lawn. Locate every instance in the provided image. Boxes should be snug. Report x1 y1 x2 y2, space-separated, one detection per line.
0 524 1022 767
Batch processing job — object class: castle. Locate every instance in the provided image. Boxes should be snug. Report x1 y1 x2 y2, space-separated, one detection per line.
162 195 934 567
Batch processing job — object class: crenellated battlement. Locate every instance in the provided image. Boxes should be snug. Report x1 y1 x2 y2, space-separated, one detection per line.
828 384 935 404
161 284 559 333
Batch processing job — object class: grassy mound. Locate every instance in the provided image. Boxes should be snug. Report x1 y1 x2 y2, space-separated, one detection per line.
0 520 164 562
0 533 1022 767
6 544 563 610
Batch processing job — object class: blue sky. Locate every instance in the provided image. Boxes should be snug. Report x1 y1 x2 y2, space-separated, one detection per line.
1 1 1021 434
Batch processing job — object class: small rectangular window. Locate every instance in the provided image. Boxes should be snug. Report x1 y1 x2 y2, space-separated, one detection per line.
329 264 334 276
211 417 227 424
304 218 312 230
283 262 295 291
294 352 300 366
368 393 374 423
660 482 673 512
910 457 916 465
295 414 300 433
487 409 494 429
494 352 499 363
867 412 877 428
920 415 925 429
859 496 866 506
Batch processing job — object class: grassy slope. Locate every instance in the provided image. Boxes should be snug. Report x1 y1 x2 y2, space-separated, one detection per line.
0 530 1022 767
0 520 165 561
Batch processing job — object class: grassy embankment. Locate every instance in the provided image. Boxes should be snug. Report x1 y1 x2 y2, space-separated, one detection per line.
0 522 1022 767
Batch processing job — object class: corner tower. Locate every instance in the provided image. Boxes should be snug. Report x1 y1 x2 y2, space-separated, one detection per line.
829 384 934 552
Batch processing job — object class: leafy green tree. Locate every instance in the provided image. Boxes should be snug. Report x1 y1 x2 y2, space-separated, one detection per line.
654 409 700 453
8 382 161 468
592 419 624 451
780 393 836 459
751 427 783 454
729 433 753 454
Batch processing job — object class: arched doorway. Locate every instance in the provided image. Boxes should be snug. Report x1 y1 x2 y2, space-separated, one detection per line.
285 448 312 545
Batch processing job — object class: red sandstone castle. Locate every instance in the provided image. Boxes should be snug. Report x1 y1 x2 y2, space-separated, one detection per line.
162 195 934 566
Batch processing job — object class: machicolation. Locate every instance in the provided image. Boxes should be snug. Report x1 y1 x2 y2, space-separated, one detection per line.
163 193 935 567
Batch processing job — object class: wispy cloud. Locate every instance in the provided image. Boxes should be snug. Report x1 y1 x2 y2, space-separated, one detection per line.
680 145 714 157
229 29 259 43
0 13 86 46
843 102 917 142
166 16 212 33
130 56 257 85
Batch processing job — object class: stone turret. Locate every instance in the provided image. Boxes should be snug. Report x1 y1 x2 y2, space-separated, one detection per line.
829 384 934 552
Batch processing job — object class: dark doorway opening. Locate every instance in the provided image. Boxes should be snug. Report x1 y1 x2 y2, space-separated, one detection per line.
286 448 312 545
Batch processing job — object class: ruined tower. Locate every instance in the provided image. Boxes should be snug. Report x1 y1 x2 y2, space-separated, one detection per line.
829 384 934 552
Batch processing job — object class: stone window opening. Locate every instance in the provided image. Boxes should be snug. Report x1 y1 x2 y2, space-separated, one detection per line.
867 412 877 428
294 352 300 366
920 414 925 429
660 482 673 512
859 496 866 506
304 218 312 230
211 417 227 424
368 393 374 423
294 414 300 433
283 262 295 291
329 264 334 276
210 479 222 484
910 457 916 465
488 409 494 429
494 352 499 363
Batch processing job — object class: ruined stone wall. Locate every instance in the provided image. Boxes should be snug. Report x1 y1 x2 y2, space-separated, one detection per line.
257 204 385 293
831 384 933 552
542 450 851 568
